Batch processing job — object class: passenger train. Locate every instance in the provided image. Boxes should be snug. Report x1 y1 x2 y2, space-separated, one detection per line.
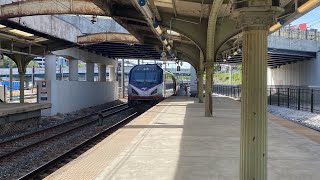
128 64 179 104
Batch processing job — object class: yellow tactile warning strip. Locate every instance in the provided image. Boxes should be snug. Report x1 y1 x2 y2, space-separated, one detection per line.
269 114 320 144
45 103 169 180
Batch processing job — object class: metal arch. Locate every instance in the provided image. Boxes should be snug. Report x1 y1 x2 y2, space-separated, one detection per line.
215 18 242 58
176 47 200 68
174 44 199 67
159 13 208 54
0 0 106 19
176 52 197 69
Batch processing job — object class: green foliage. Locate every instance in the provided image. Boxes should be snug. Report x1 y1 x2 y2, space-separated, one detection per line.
214 72 242 84
78 63 86 68
178 76 190 80
237 64 242 72
0 56 17 68
232 73 241 84
27 60 40 68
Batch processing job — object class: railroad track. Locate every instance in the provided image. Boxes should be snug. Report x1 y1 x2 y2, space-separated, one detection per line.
18 112 137 180
0 103 128 160
0 103 138 179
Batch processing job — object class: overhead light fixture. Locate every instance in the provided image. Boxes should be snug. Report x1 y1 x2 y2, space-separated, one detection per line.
91 15 97 24
0 24 6 29
297 0 320 13
161 36 168 45
34 37 49 42
163 39 168 45
227 55 231 59
9 29 34 37
166 30 180 36
233 51 238 56
153 22 163 35
269 20 285 32
269 22 282 32
223 59 227 62
167 45 171 51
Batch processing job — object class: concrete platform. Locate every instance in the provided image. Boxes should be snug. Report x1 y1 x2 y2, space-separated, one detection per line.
45 96 320 180
0 103 51 117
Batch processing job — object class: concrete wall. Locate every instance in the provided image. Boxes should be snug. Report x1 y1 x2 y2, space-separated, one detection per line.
41 80 118 116
0 85 7 102
267 53 320 87
268 35 320 52
9 15 82 43
55 15 128 34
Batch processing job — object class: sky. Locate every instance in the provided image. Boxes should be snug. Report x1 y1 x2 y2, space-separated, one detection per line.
291 6 320 29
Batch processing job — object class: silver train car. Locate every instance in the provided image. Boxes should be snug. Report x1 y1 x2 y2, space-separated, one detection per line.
128 64 179 104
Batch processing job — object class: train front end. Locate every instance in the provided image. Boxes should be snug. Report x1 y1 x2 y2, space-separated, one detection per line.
128 64 164 104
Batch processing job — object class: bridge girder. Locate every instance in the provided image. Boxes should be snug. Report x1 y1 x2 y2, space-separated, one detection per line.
78 32 139 44
0 0 106 19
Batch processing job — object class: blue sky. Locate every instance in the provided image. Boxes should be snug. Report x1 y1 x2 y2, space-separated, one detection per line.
291 6 320 29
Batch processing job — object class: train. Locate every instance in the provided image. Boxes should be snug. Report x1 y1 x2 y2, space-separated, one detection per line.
128 64 179 105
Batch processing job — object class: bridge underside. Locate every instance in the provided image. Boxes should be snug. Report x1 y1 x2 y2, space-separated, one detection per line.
83 42 161 59
217 48 317 68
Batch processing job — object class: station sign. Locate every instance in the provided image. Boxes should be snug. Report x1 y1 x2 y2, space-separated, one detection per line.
40 81 48 101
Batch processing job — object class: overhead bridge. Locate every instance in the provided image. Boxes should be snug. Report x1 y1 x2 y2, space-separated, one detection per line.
83 42 161 59
217 48 317 68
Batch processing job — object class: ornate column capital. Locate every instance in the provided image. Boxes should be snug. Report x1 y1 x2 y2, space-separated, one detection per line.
231 7 284 30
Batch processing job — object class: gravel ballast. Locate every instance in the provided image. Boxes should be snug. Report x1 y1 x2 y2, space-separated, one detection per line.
268 105 320 131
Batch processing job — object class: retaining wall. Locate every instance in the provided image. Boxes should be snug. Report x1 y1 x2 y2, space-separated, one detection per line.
40 80 118 116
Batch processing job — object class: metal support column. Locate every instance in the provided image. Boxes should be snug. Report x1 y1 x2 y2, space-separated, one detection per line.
229 64 232 84
31 66 35 93
232 9 280 180
204 0 223 117
19 72 25 103
9 60 13 101
241 26 268 180
198 50 204 103
121 59 125 98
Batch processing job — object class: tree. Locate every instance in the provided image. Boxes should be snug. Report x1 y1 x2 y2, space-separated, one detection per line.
0 56 17 68
27 60 40 68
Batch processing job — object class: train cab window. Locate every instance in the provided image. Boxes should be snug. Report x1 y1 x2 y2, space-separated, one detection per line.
130 65 162 86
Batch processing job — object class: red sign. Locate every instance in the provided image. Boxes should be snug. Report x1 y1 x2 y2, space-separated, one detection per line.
299 23 307 30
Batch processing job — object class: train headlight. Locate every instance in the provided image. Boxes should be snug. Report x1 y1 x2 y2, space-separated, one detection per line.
132 88 139 95
151 89 158 95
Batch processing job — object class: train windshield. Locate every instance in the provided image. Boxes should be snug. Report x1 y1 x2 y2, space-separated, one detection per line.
130 66 161 86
